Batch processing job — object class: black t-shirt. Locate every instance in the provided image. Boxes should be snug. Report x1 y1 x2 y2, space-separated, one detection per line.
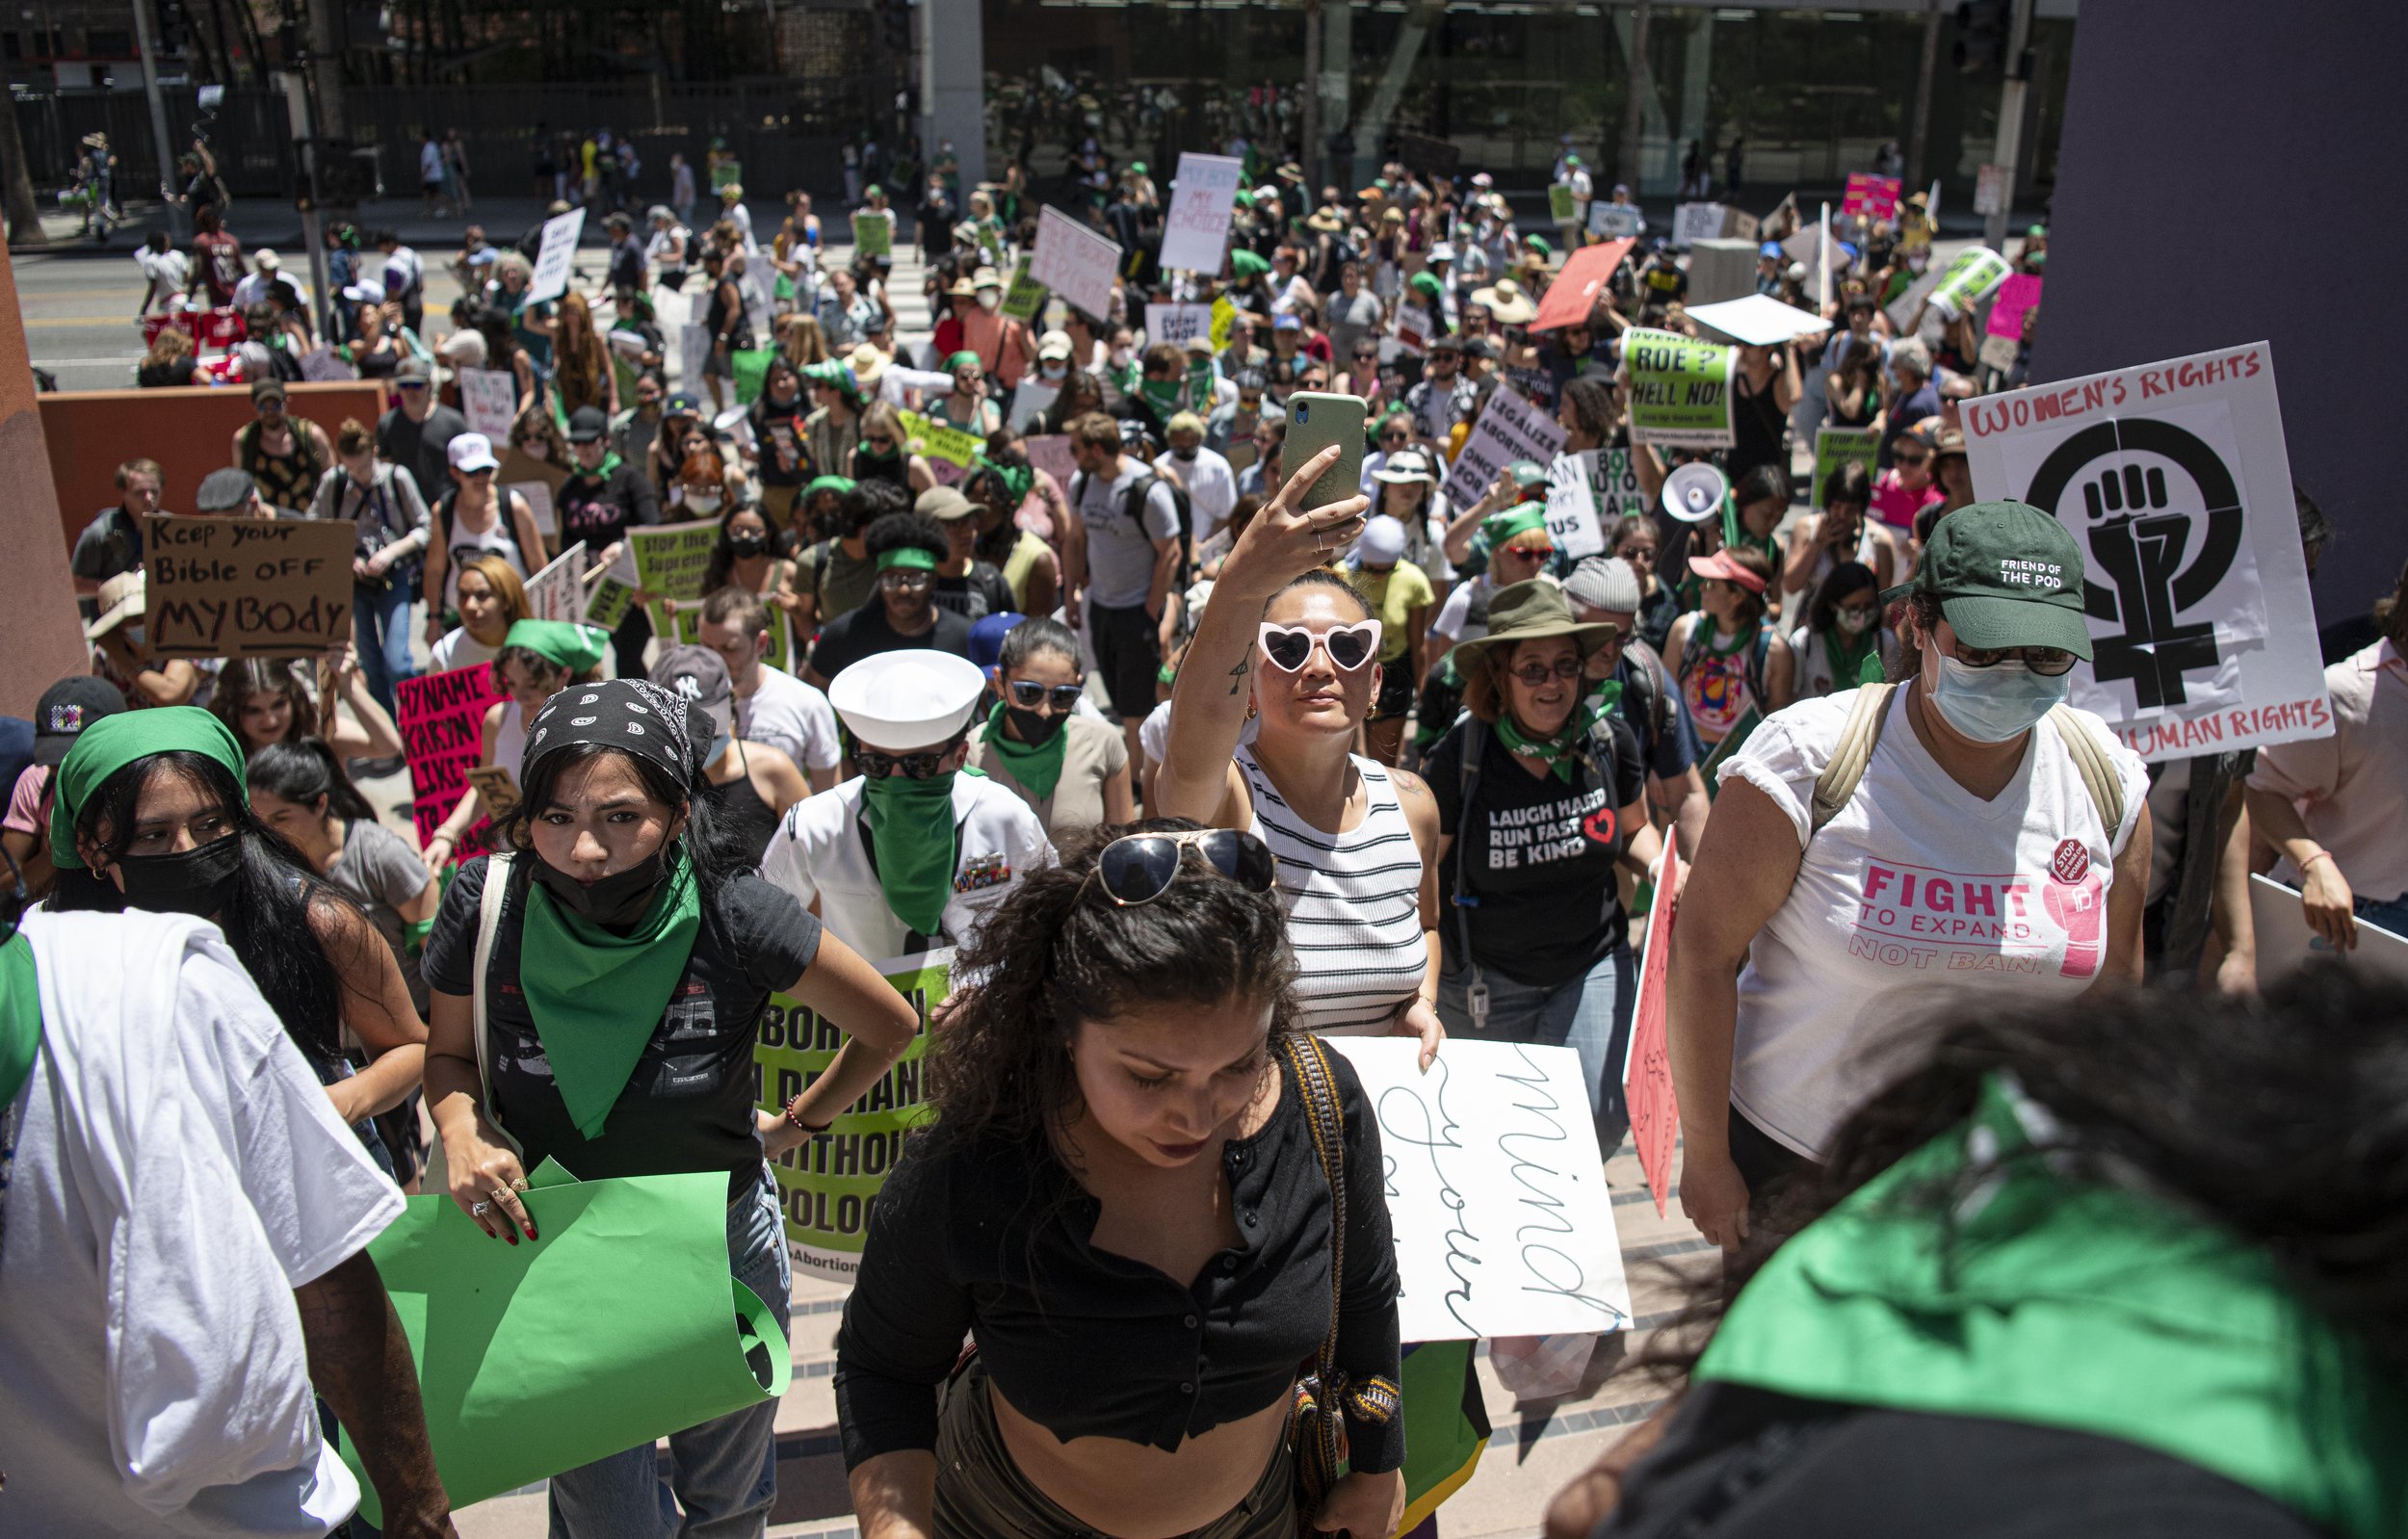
422 855 822 1195
749 396 814 488
1424 713 1646 988
932 562 1014 623
558 462 662 560
377 404 469 517
806 602 974 682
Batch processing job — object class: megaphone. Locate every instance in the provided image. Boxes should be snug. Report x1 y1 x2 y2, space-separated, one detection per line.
1661 462 1729 524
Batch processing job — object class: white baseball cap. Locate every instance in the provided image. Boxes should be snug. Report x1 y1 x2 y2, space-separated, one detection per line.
1356 514 1407 566
447 432 501 473
829 651 987 750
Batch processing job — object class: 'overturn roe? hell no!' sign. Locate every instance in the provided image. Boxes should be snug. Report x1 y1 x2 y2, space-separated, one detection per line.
144 514 356 659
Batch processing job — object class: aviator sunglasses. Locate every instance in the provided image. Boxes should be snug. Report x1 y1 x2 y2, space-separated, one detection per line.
1258 619 1382 673
1086 828 1277 907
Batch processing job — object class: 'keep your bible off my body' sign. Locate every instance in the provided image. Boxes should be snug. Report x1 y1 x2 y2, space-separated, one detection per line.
144 515 354 658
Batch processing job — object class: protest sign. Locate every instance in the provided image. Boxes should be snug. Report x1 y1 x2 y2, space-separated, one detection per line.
1960 342 2331 761
1929 246 2011 321
998 256 1047 324
1031 205 1122 321
396 665 505 854
757 950 946 1279
1986 272 2044 340
667 597 793 674
1811 427 1881 509
1393 303 1433 356
1588 202 1644 240
298 346 353 383
583 574 637 633
899 409 982 470
850 209 891 259
1329 1038 1633 1342
1883 264 1946 334
1973 162 2011 217
463 764 520 819
629 518 720 632
1440 386 1567 509
1544 453 1607 560
499 447 569 540
1978 333 2023 374
523 541 587 625
1548 185 1578 225
144 514 353 659
1160 152 1244 273
1842 172 1902 222
2249 874 2408 986
1624 834 1681 1217
1144 302 1216 351
1530 239 1634 332
526 206 587 306
1022 432 1077 490
1670 202 1725 248
711 159 743 192
1683 294 1829 348
1209 295 1237 352
459 368 518 442
679 323 712 393
1588 446 1646 528
1623 328 1736 450
1006 379 1058 434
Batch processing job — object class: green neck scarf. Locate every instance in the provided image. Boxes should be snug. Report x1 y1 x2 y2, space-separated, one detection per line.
982 700 1069 801
516 846 702 1139
569 450 625 483
0 934 40 1119
49 708 247 871
1822 624 1880 688
861 772 960 937
974 455 1034 506
1699 1074 2408 1539
1494 677 1622 783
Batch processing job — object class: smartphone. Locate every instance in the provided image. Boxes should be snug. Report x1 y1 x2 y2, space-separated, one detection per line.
1283 390 1368 514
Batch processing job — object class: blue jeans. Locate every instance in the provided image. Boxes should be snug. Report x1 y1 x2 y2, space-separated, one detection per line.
1436 941 1637 1155
353 580 418 717
2357 894 2408 941
546 1165 793 1539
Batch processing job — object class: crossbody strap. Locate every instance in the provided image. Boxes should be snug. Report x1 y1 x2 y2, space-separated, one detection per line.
472 854 524 1157
1281 1033 1348 1380
1809 682 1898 836
2048 704 2128 842
1452 718 1490 1025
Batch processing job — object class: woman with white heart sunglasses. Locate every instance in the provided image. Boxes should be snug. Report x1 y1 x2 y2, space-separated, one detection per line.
1156 443 1446 1061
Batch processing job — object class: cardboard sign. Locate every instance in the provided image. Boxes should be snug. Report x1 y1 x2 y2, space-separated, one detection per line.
1588 446 1646 529
1684 294 1829 349
1812 427 1881 510
1544 452 1608 560
998 256 1047 325
1986 272 2044 340
524 541 588 625
1623 327 1735 449
1588 203 1645 240
850 210 891 259
1623 834 1681 1217
628 518 720 632
1160 152 1244 274
756 950 945 1279
1548 184 1579 225
1144 302 1216 351
1030 205 1121 322
1978 333 2023 374
1328 1038 1633 1343
396 665 505 854
497 448 568 540
1670 202 1725 249
464 764 521 819
298 346 353 383
526 207 587 306
1440 386 1567 510
1530 239 1635 332
458 368 519 442
1960 342 2332 761
143 514 354 660
1842 172 1902 222
1929 247 2011 322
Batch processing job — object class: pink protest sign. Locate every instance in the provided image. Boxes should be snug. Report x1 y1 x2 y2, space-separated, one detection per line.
396 665 505 859
1624 832 1682 1217
1842 173 1901 222
1986 273 2044 339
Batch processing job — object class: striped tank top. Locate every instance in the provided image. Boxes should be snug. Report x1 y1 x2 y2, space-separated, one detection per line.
1237 746 1429 1036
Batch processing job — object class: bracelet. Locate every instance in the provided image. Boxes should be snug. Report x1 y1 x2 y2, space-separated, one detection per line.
2299 848 2335 874
784 1095 831 1135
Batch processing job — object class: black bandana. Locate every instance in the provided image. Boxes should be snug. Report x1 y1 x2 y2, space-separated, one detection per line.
524 679 711 791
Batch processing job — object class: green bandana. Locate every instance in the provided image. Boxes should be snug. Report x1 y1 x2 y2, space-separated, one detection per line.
49 708 246 871
1494 678 1621 782
982 700 1068 801
1700 1074 2408 1539
1823 626 1881 690
569 450 625 483
516 846 702 1139
861 771 959 937
942 350 982 374
804 473 857 501
1481 504 1548 548
503 619 611 674
1140 378 1183 415
876 546 936 573
974 455 1034 506
1230 249 1270 278
0 934 40 1124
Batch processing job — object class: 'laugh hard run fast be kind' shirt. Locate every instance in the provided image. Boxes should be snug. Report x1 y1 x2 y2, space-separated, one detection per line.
1717 687 2148 1161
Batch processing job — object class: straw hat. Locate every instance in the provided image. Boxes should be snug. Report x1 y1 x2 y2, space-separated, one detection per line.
1469 277 1536 324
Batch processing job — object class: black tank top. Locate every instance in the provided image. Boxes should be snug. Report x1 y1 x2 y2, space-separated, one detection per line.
713 746 780 863
1728 370 1788 485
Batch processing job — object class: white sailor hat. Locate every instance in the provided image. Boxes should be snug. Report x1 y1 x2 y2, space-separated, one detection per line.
829 650 987 749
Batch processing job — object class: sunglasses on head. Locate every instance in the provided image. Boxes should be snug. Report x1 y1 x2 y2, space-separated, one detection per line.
1259 619 1382 673
853 733 963 780
1008 679 1086 712
1086 828 1276 907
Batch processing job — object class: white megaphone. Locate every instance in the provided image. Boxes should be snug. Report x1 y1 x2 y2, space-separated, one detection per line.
1661 461 1729 525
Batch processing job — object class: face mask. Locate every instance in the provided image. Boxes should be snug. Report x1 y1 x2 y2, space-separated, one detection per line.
1040 361 1068 380
117 835 244 918
1004 704 1067 745
535 847 667 926
1929 655 2070 743
728 531 768 557
1172 446 1198 462
1907 251 1930 273
1109 347 1133 368
978 292 1001 312
1141 378 1181 412
1835 605 1878 636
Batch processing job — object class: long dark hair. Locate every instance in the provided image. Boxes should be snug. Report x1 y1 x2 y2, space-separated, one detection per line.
926 820 1299 1156
54 751 369 1066
700 502 775 594
1807 560 1878 638
246 737 379 823
495 742 747 893
212 659 319 750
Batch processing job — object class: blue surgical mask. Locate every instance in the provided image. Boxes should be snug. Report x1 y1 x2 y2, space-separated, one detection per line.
1929 655 2070 743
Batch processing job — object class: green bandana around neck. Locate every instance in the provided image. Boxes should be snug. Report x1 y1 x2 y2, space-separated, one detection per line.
1697 1074 2408 1539
0 934 41 1121
974 455 1034 506
1140 378 1183 414
876 546 937 573
571 449 625 483
860 771 960 937
1823 625 1880 689
49 708 246 871
1494 677 1621 782
516 846 702 1139
982 699 1068 801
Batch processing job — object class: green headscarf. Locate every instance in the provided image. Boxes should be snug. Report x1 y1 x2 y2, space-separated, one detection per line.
504 619 612 674
1408 271 1444 302
981 700 1068 801
1481 504 1549 549
1230 249 1270 279
876 546 936 573
49 708 246 871
973 455 1034 506
804 473 856 502
942 350 982 374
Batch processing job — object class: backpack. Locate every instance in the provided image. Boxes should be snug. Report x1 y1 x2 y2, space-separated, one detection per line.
1071 467 1192 576
1807 681 2126 838
1678 617 1775 717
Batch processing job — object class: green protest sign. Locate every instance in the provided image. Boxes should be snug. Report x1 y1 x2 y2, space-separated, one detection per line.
1549 184 1578 224
630 518 720 633
1812 427 1881 509
1624 327 1736 449
668 598 793 674
851 209 892 258
756 951 945 1279
583 576 635 634
1588 446 1645 526
1000 256 1048 324
333 1162 789 1523
711 159 743 192
1928 246 2010 321
900 409 982 469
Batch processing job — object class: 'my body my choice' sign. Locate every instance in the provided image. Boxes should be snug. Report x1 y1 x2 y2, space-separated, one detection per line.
144 514 353 658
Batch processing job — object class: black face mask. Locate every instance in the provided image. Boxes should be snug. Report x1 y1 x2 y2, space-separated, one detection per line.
728 533 771 558
534 848 667 926
1172 446 1198 462
1005 705 1067 745
117 835 244 918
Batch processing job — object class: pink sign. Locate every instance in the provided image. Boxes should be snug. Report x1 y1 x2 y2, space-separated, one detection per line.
1624 832 1682 1217
1842 173 1902 222
396 665 506 859
1985 273 2044 340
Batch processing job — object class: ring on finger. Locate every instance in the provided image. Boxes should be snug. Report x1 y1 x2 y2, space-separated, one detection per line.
491 1187 519 1205
470 1200 491 1216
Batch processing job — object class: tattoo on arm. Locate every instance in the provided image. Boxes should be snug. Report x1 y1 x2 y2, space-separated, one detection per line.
1227 654 1248 695
297 1253 451 1532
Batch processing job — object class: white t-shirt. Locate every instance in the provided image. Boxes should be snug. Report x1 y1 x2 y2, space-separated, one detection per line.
1139 698 1256 767
0 910 404 1535
739 665 842 773
136 246 191 297
1154 446 1238 547
419 140 444 183
428 626 501 675
1716 687 2148 1161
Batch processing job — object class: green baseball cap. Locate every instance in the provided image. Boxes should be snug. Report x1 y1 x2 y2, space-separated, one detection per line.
1881 500 2091 660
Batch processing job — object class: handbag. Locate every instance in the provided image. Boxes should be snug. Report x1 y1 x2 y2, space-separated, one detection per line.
1282 1033 1400 1528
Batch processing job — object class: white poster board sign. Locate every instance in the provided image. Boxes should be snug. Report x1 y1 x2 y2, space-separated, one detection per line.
1328 1038 1632 1343
1670 202 1725 249
1144 302 1216 351
510 481 557 538
1160 152 1244 274
458 367 519 442
2249 874 2408 986
1683 294 1830 348
526 206 588 306
1030 205 1122 322
1588 203 1645 240
1961 341 2332 761
679 323 712 392
1440 386 1566 510
523 541 588 624
1544 452 1608 560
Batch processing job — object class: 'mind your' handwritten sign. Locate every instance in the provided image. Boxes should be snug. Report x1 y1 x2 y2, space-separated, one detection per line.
1328 1038 1633 1343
